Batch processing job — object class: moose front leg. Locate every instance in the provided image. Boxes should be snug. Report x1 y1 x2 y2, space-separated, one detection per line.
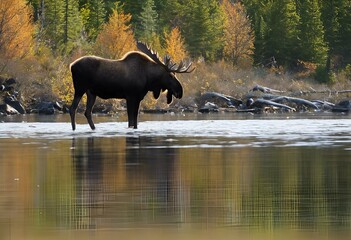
127 98 141 129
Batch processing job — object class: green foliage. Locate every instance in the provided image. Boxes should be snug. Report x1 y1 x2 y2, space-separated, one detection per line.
181 0 225 61
264 0 300 68
36 0 83 54
314 65 336 84
138 0 159 42
297 0 328 65
80 0 106 40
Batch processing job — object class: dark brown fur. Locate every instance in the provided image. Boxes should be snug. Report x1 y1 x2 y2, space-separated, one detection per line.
69 51 183 130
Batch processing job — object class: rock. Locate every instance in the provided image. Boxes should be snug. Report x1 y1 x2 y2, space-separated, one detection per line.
199 102 219 113
4 96 25 114
332 100 351 112
0 104 20 115
32 101 55 115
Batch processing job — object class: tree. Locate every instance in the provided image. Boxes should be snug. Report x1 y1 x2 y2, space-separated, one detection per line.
164 27 188 63
94 2 136 59
241 0 270 65
37 0 82 53
264 0 300 68
337 0 351 66
222 0 254 66
81 0 106 40
40 0 64 50
138 0 159 42
0 0 35 59
181 0 224 61
297 0 328 65
62 0 83 53
320 0 340 68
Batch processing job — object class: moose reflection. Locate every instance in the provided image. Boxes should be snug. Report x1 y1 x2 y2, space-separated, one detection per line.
71 137 181 228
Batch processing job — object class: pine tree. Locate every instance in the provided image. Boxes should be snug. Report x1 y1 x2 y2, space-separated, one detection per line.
241 0 269 65
138 0 159 42
81 0 106 40
264 0 300 67
337 0 351 66
298 0 328 64
41 0 64 50
37 0 82 53
182 0 224 61
320 0 340 56
94 2 136 59
62 0 83 53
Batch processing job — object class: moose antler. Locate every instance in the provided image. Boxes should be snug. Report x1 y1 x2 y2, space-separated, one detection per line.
137 41 194 73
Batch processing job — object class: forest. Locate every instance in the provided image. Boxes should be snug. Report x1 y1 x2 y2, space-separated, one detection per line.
1 0 351 112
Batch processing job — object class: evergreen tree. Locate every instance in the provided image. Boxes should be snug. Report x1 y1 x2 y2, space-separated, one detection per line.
81 0 106 40
337 0 351 66
182 0 224 61
123 0 145 30
297 0 328 64
264 0 300 68
320 0 340 69
241 0 269 65
138 0 159 42
38 0 82 53
62 0 83 53
41 0 64 50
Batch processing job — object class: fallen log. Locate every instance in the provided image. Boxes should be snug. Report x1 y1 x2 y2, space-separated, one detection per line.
271 96 319 110
247 98 295 111
251 85 285 94
200 92 242 107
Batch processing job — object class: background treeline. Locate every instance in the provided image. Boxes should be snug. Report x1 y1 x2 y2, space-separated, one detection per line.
1 0 351 109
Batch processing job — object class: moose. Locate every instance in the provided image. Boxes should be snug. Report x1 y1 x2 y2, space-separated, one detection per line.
69 42 193 130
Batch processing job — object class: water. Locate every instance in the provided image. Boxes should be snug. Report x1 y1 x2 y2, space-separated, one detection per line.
1 113 351 239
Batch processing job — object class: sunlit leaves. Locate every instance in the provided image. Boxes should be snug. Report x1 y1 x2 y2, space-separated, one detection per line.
164 27 188 63
0 0 35 59
94 2 136 59
222 0 255 67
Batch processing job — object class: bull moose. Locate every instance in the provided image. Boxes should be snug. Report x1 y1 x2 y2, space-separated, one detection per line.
69 41 193 130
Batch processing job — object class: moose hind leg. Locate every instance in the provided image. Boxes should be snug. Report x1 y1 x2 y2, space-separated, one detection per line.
70 91 84 131
85 90 97 130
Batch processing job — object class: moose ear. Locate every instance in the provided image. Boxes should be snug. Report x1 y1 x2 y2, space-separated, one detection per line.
167 90 173 104
153 89 161 99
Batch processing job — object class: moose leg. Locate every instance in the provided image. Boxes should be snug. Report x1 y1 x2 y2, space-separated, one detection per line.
126 98 141 129
85 90 97 130
70 91 84 131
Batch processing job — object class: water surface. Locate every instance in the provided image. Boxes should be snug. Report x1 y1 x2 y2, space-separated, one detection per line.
1 113 351 239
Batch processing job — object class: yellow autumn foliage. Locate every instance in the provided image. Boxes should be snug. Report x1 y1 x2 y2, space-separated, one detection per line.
94 3 136 59
0 0 35 59
222 0 254 67
164 27 188 63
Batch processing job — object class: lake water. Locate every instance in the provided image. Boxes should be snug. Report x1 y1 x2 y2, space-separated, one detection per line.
1 113 351 240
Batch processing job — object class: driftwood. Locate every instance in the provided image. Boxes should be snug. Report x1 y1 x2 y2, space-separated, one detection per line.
251 85 285 94
198 84 351 114
200 92 242 107
271 96 319 110
248 98 295 111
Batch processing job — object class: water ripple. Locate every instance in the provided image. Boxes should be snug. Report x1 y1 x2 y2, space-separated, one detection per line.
1 119 351 148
